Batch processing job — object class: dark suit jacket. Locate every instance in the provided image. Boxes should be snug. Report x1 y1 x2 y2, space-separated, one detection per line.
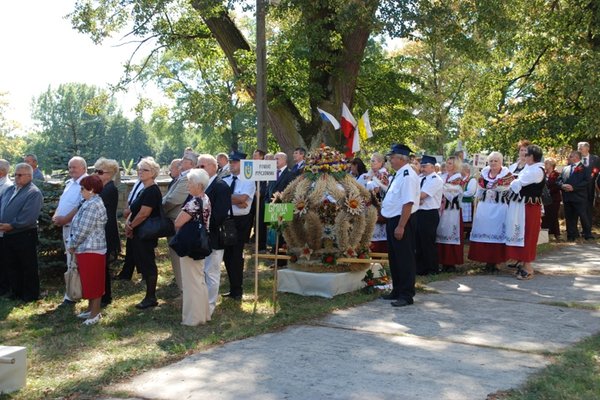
559 162 590 203
267 167 294 201
100 180 120 257
585 154 600 200
205 176 232 250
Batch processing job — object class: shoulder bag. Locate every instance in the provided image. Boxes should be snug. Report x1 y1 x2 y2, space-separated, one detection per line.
64 258 82 301
137 204 175 240
219 204 238 247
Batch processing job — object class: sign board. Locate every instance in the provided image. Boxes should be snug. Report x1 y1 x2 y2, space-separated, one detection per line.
472 153 488 169
240 160 278 181
264 203 294 223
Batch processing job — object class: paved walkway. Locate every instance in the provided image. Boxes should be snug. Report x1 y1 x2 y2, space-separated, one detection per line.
106 243 600 400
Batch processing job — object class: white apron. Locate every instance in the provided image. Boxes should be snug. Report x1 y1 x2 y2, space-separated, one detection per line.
505 201 526 247
436 172 462 245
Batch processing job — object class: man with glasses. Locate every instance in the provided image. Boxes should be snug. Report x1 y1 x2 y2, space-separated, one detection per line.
559 150 593 241
197 154 232 314
52 156 88 305
0 163 44 301
163 151 199 291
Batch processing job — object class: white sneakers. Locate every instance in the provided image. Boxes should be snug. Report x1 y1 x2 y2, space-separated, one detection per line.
77 311 91 319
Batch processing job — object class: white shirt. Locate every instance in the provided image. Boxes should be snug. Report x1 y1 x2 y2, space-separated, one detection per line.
127 179 145 204
55 174 88 217
510 162 545 194
381 164 420 218
419 173 443 210
223 174 255 216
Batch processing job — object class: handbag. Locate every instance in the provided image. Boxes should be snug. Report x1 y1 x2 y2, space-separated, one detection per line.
137 204 175 240
219 204 238 247
169 219 212 260
64 258 82 301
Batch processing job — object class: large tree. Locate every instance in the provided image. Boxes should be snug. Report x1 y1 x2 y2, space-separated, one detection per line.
70 0 414 153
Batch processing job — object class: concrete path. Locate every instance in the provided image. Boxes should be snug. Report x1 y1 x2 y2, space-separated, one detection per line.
106 243 600 400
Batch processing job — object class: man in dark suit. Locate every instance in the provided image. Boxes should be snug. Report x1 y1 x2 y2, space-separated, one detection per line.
577 142 600 227
266 152 295 263
559 150 593 241
291 147 306 177
267 152 294 201
198 154 232 314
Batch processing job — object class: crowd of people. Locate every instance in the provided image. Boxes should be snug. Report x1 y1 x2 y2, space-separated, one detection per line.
0 139 598 320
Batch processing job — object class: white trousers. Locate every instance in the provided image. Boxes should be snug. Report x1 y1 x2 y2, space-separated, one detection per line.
203 249 224 316
168 244 183 291
180 256 210 326
63 226 75 301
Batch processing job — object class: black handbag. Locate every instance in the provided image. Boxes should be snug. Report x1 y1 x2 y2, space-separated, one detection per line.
137 205 175 240
219 205 238 247
169 219 212 260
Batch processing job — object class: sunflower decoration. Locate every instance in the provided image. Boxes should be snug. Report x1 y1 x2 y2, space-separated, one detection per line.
280 144 377 273
345 193 364 215
293 194 309 216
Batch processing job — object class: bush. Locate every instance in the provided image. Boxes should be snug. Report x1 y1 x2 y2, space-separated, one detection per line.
37 180 66 269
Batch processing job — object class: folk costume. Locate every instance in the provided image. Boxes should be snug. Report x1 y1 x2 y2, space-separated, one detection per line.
460 174 477 223
505 162 545 262
358 167 390 251
436 172 464 266
468 166 512 264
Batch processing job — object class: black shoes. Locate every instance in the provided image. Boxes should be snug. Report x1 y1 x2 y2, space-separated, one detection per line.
135 298 158 309
223 292 243 301
391 298 413 308
379 292 398 300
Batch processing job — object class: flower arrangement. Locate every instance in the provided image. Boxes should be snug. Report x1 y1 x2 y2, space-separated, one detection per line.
362 267 391 293
279 145 378 273
304 144 347 180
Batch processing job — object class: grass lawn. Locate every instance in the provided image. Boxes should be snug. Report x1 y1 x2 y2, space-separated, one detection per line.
0 237 598 399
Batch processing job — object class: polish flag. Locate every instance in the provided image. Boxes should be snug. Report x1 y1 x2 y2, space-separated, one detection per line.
341 103 357 158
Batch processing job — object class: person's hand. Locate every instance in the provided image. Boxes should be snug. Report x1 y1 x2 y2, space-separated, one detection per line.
52 214 66 226
0 223 13 232
68 247 75 254
561 184 573 192
394 225 405 241
123 208 131 219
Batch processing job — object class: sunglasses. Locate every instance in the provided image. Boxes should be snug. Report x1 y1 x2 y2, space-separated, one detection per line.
139 168 151 172
198 165 206 168
15 173 31 177
95 169 105 175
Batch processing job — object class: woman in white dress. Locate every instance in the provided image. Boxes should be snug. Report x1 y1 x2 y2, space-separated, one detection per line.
468 152 513 272
436 156 464 272
460 164 477 232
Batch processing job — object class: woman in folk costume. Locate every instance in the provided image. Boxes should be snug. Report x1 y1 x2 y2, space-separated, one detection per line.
436 156 464 272
359 152 390 253
468 152 513 272
460 163 478 234
509 139 531 177
505 145 545 280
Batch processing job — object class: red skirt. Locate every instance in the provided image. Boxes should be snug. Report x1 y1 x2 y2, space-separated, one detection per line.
468 242 507 264
437 219 464 265
76 253 106 299
506 203 542 263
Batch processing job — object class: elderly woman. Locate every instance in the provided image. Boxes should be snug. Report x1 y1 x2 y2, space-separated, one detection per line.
173 168 212 326
460 163 478 228
94 157 120 307
509 139 531 177
125 157 163 309
468 152 513 272
68 175 107 326
436 156 464 272
505 145 545 280
541 158 562 241
358 152 390 252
